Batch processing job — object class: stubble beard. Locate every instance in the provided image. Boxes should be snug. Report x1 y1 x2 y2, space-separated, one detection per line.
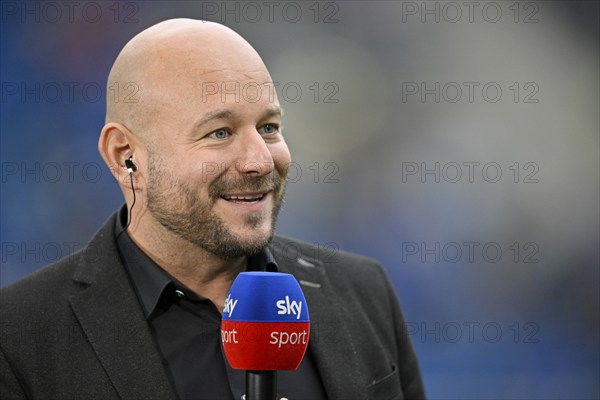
146 155 286 259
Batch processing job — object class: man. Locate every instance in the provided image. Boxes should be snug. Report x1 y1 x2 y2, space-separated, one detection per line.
0 19 424 399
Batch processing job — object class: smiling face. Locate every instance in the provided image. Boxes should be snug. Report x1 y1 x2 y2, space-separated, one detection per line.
145 88 290 258
124 21 291 258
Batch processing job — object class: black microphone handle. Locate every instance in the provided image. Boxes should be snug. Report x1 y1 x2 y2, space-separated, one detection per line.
246 370 277 400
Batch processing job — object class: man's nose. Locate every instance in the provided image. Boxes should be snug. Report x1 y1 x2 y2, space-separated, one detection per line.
234 130 274 176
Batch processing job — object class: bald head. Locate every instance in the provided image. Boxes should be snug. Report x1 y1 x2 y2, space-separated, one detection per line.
105 19 272 142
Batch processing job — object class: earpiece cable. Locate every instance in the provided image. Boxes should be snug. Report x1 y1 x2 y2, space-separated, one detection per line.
116 169 136 240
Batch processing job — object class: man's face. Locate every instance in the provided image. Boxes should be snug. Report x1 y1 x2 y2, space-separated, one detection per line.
144 66 291 259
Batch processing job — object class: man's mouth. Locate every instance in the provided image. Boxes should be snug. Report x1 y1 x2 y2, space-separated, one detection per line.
220 192 269 205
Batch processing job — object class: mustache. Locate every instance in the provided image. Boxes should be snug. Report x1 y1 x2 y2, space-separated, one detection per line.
209 171 283 200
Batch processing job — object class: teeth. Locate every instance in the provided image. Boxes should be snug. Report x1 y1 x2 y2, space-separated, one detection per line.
223 194 264 201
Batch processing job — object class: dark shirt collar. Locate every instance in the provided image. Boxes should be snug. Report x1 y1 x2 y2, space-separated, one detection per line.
114 205 278 319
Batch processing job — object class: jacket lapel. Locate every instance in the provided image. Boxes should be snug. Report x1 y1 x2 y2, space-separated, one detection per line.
69 216 176 400
272 240 368 399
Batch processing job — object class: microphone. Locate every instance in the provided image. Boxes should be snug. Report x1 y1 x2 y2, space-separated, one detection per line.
221 272 310 400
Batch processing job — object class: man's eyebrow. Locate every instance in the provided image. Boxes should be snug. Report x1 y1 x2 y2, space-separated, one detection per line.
194 106 284 129
194 110 235 129
262 105 284 119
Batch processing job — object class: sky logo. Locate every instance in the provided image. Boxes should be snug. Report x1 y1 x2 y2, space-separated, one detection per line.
276 296 303 320
223 293 238 317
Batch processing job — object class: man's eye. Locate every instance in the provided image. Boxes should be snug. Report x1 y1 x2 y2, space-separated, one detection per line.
209 128 230 140
259 124 279 135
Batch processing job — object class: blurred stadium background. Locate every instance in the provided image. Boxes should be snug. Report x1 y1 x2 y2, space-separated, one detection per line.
1 1 598 398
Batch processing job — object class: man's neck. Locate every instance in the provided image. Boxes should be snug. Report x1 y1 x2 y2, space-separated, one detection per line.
127 216 245 312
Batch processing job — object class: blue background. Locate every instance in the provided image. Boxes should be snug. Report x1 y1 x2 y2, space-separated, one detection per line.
1 1 598 399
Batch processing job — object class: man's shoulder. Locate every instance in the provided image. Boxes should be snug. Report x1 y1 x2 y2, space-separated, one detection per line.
0 213 119 320
270 235 390 288
0 257 81 333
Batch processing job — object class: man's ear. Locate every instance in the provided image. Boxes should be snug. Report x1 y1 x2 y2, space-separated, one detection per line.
98 122 142 189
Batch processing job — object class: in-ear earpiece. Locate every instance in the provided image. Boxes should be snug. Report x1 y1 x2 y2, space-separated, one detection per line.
125 156 135 174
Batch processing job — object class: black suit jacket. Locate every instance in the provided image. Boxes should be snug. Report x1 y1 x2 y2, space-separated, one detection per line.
1 213 425 399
